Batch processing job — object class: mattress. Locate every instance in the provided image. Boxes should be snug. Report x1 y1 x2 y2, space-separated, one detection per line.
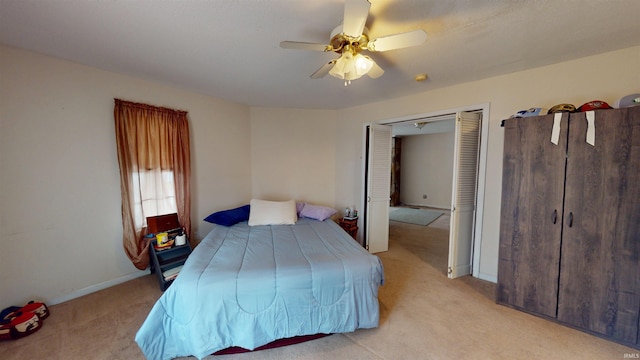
135 218 384 360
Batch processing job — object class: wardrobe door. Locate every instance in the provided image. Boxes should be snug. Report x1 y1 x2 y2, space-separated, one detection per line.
497 114 567 318
558 107 640 344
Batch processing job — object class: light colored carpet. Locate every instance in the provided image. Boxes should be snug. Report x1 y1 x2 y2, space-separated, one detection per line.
389 207 443 226
1 215 635 359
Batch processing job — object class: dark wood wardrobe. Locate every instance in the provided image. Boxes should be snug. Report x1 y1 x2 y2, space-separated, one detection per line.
497 105 640 349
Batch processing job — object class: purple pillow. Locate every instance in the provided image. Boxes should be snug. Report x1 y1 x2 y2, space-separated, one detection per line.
299 204 337 221
204 205 250 226
296 202 306 216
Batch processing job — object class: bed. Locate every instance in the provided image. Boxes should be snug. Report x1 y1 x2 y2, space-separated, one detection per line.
135 216 384 360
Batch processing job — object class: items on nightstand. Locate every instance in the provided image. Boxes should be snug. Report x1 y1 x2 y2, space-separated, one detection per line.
155 232 170 248
343 207 358 219
175 233 187 246
162 265 183 282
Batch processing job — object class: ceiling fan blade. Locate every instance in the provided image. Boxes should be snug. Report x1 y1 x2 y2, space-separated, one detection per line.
310 60 337 79
366 58 384 79
343 0 370 38
367 29 427 52
280 41 330 52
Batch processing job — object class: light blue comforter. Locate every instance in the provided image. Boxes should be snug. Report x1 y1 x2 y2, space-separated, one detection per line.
135 218 384 360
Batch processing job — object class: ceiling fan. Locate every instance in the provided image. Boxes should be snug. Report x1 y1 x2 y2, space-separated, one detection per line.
280 0 427 86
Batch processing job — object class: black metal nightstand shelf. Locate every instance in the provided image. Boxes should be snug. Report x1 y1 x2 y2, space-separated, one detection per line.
149 241 192 291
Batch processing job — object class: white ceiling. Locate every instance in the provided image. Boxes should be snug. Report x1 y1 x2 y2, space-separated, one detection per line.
1 0 639 110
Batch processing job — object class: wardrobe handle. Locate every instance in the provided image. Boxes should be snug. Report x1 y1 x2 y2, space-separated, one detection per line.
568 212 573 227
552 209 557 224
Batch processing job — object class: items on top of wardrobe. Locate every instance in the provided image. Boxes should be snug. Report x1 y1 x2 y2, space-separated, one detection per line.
501 93 639 127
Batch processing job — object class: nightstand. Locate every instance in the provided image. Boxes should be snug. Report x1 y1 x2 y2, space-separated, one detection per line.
339 217 358 240
146 213 191 291
149 240 191 291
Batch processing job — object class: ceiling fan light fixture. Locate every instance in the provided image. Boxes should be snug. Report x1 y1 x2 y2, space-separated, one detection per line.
328 48 373 85
355 54 374 74
329 52 351 80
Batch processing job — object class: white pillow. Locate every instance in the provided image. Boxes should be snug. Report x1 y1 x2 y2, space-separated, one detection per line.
248 199 298 226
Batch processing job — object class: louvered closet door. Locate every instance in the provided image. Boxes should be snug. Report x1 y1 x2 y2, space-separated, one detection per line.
365 124 392 254
497 114 567 318
557 107 640 344
448 111 480 278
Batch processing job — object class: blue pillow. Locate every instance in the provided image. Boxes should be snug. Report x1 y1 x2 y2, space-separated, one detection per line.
204 205 250 226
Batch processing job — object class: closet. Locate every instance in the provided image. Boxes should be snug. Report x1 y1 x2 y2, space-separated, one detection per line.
497 106 640 349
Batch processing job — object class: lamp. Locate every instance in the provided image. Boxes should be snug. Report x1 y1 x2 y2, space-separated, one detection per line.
329 45 374 86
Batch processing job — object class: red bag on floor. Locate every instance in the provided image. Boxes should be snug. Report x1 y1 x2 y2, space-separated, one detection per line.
0 300 49 340
20 301 49 320
0 311 41 339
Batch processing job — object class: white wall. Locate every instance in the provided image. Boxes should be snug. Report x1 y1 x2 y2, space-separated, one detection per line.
1 43 638 308
0 45 252 307
399 132 455 208
335 45 640 281
250 107 337 207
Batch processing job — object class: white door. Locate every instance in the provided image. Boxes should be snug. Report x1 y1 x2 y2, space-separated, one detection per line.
448 111 481 278
365 124 392 253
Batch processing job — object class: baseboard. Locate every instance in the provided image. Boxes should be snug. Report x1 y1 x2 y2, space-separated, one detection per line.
47 270 148 305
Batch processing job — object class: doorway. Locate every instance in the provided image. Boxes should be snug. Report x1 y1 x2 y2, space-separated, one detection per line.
388 207 451 275
363 104 489 279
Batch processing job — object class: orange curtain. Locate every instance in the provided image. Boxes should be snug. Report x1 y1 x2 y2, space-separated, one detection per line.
114 99 191 270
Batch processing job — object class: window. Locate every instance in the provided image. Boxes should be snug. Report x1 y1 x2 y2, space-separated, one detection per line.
114 99 191 269
132 169 177 229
